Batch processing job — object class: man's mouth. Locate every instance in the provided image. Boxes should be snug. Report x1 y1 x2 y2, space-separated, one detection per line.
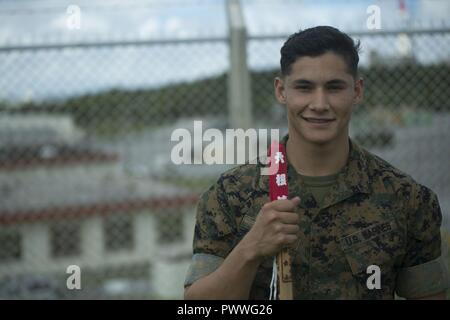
301 116 335 124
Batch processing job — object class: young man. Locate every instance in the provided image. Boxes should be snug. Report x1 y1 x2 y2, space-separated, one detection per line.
183 26 449 299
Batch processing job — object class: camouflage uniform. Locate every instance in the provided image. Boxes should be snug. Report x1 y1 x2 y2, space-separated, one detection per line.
185 135 449 299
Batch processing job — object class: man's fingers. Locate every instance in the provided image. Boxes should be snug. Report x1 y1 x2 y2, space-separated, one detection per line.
282 224 300 235
282 234 298 245
277 211 300 225
267 196 301 211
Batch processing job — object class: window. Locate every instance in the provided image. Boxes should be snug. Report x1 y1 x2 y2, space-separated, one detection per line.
50 221 81 258
0 230 21 262
155 212 183 244
103 214 134 252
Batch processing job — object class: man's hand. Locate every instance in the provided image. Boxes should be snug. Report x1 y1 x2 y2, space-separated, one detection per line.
241 197 301 261
184 196 301 300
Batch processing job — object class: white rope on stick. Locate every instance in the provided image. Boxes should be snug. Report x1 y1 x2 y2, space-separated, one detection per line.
269 256 278 300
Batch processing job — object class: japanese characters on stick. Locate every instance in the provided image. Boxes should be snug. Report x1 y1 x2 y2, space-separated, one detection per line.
268 141 293 300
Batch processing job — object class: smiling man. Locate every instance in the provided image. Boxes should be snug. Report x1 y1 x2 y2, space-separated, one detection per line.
184 26 449 300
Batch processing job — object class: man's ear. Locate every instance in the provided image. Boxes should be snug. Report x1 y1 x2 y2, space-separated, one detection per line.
274 77 286 105
353 77 364 105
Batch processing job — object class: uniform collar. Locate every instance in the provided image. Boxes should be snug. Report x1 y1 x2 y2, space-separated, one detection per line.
253 134 371 208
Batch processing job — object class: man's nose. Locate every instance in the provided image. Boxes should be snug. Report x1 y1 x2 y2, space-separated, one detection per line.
309 88 330 111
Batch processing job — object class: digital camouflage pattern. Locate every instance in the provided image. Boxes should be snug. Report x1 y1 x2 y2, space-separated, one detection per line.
187 135 449 299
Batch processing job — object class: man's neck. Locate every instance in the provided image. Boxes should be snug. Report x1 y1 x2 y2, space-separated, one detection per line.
286 133 349 177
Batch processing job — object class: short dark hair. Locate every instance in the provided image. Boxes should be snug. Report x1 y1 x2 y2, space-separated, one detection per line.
280 26 361 78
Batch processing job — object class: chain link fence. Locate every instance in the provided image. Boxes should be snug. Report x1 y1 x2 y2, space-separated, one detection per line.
1 3 450 299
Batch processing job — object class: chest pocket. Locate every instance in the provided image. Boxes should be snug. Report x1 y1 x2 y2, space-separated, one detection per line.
339 219 405 275
236 194 267 237
237 213 256 238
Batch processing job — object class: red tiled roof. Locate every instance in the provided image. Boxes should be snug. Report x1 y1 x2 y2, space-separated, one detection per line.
0 194 200 225
0 145 118 170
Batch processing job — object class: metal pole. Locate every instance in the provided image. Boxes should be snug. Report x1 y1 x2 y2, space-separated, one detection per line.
226 0 252 129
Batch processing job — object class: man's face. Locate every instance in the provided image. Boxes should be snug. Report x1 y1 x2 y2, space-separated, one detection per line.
275 51 363 146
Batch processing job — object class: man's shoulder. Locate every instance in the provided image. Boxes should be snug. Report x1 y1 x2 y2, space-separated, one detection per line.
358 144 433 201
362 147 413 181
216 160 262 192
197 160 266 215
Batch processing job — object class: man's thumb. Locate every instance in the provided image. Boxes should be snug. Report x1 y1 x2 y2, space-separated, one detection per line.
291 196 301 205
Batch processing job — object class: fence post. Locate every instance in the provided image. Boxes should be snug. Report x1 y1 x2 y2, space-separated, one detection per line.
226 0 252 129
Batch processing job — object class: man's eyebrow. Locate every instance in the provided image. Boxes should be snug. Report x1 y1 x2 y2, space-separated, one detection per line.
291 79 314 85
291 79 348 85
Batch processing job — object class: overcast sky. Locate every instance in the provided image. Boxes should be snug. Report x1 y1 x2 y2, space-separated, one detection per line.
0 0 449 102
1 0 449 43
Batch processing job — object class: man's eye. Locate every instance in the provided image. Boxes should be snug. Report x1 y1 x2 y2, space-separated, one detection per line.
296 86 311 91
327 86 344 91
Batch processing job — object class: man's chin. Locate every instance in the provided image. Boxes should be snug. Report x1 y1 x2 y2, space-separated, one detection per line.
302 134 337 146
288 126 340 145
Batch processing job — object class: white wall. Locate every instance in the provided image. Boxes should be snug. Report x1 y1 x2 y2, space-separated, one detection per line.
0 207 197 299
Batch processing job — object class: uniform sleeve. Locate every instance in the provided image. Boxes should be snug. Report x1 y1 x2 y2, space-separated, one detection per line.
396 185 450 298
184 178 238 287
